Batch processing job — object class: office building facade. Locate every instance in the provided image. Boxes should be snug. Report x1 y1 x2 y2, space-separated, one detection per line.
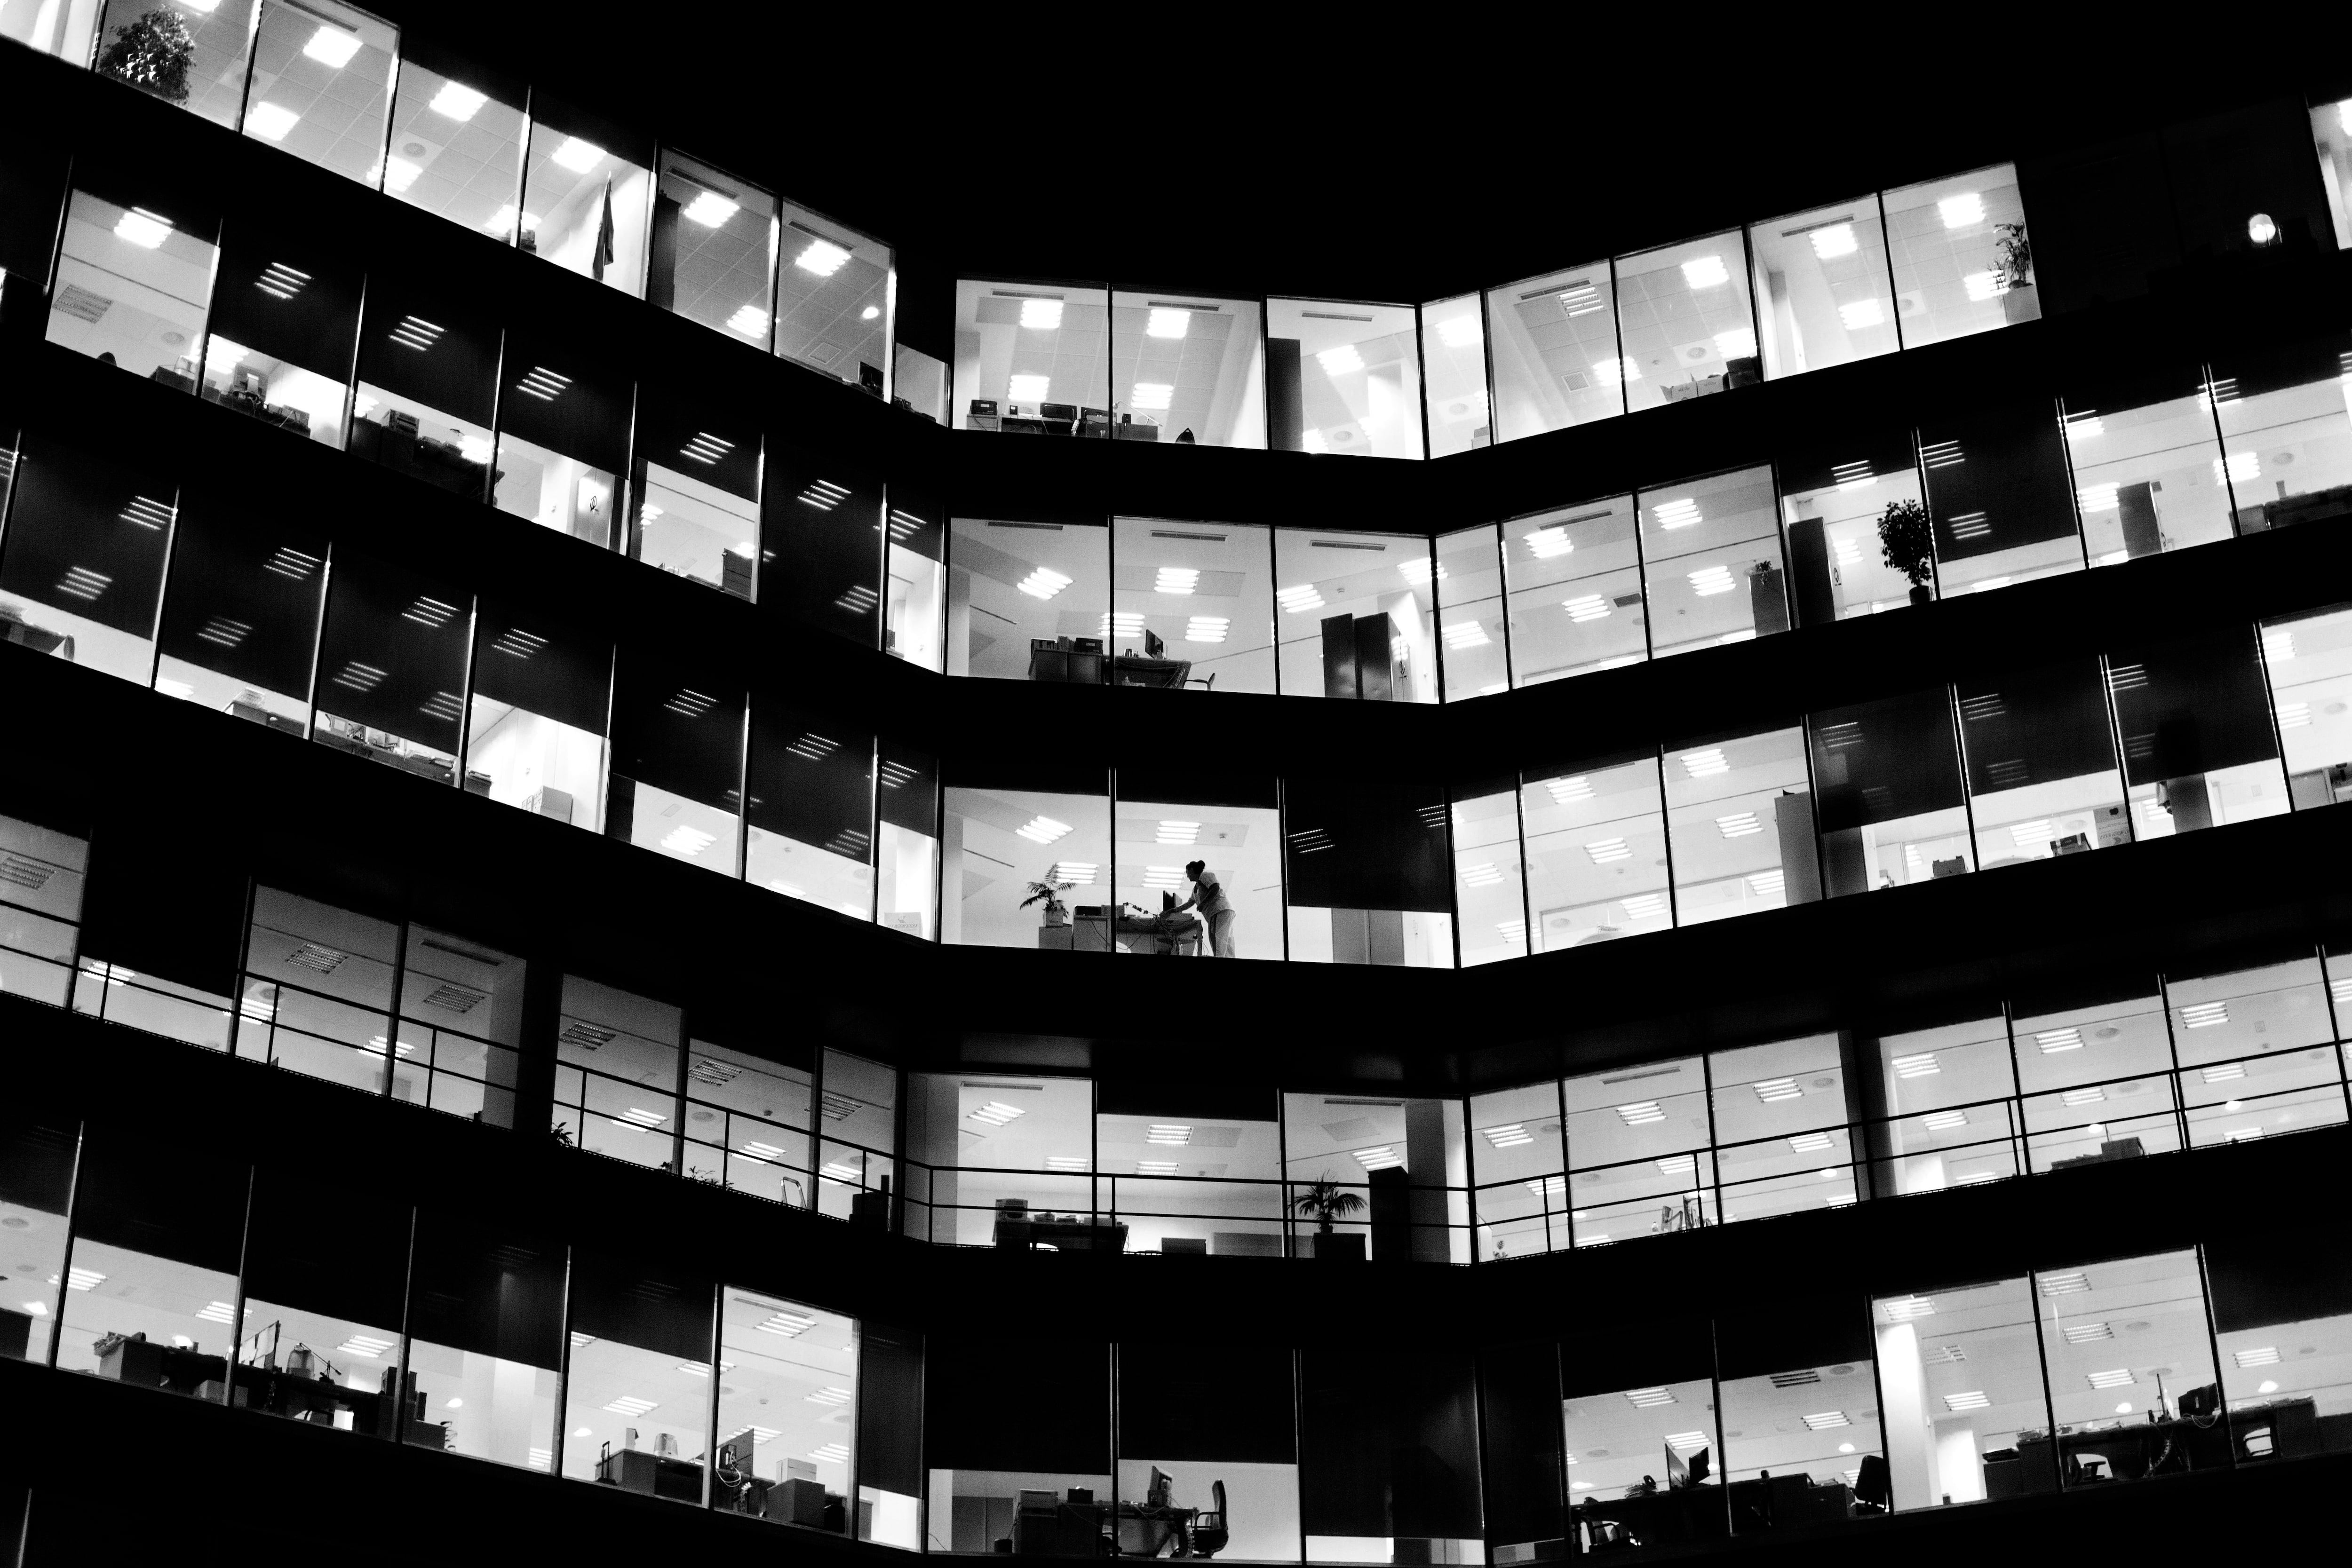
3 7 2352 1562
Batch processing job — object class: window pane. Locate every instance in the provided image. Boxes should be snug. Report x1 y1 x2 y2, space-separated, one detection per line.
818 1047 897 1223
954 280 1110 434
1956 658 2129 870
942 775 1109 950
1561 1366 1724 1545
2060 365 2234 565
1884 163 2036 347
0 811 87 1008
1641 466 1787 657
2211 333 2352 531
1300 1346 1481 1563
492 331 630 548
93 0 256 129
1111 516 1274 694
1867 1015 2019 1195
876 740 938 941
1486 261 1621 442
2166 952 2345 1148
1452 777 1525 967
377 46 525 236
1281 777 1453 967
1811 689 1972 895
947 515 1110 682
203 207 360 449
1272 527 1437 701
893 343 947 424
766 436 883 646
775 199 891 394
2206 1233 2352 1460
1 0 98 61
747 702 874 920
1748 196 1897 380
1663 728 1811 923
0 1117 79 1364
653 150 776 342
563 1252 711 1500
2264 604 2352 805
2011 974 2183 1171
236 886 398 1095
1434 523 1506 699
1470 1083 1563 1261
1502 496 1642 686
1563 1057 1712 1247
884 483 946 672
1117 1348 1299 1560
907 1073 1089 1246
1709 1036 1854 1222
1524 752 1668 951
1420 293 1490 456
2107 627 2289 838
606 653 744 876
57 1139 245 1403
555 976 681 1169
1110 291 1264 449
2033 1251 2217 1488
1778 430 1927 623
234 1174 409 1441
1268 298 1421 459
242 0 396 186
350 277 497 499
464 600 610 830
2314 97 2352 251
518 94 652 296
46 182 217 385
1717 1306 1882 1526
311 553 469 782
396 922 524 1128
630 383 761 597
403 1212 563 1468
683 1039 812 1208
1872 1278 2052 1508
152 502 323 732
1615 232 1756 413
0 434 176 684
1919 401 2083 595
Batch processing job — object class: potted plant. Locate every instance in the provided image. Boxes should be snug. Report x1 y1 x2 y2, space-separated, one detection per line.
1994 222 2038 325
1291 1174 1367 1260
1020 878 1075 927
95 8 196 105
1876 497 1936 606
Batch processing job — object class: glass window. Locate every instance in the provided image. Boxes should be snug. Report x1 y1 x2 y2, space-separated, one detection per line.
1560 1349 1725 1549
924 1333 1111 1554
2032 1250 2218 1489
0 809 87 1007
1110 290 1264 449
1452 774 1526 967
906 1072 1094 1247
953 280 1110 434
682 1037 813 1208
1866 1014 2021 1196
1955 658 2130 870
201 206 360 448
1482 1341 1565 1559
1777 429 1926 623
1090 1082 1280 1259
0 1115 79 1367
56 1139 245 1402
241 0 396 186
45 179 217 385
1810 689 1972 895
310 553 470 784
1615 232 1757 413
1663 727 1812 923
2107 627 2290 839
563 1252 712 1500
554 975 682 1169
1716 1302 1883 1528
1 0 99 62
1485 261 1623 442
402 1212 563 1468
1562 1056 1713 1248
1272 527 1438 701
0 433 177 684
606 653 745 876
349 277 498 499
1524 751 1670 950
2205 1232 2352 1460
652 150 777 342
394 922 525 1127
235 885 400 1096
629 383 762 597
1502 496 1644 685
463 601 610 830
67 816 242 1049
2060 365 2235 565
2314 96 2352 251
1419 293 1490 457
376 42 525 237
2164 950 2345 1147
876 740 939 941
1469 1082 1563 1260
884 483 946 672
747 701 873 919
946 515 1110 682
1268 298 1422 459
2210 333 2352 531
764 436 883 646
893 343 947 425
1112 769 1282 961
1641 466 1788 657
776 200 892 395
517 94 653 296
1300 1346 1482 1564
1433 523 1506 699
1883 164 2037 346
817 1047 898 1224
1280 776 1453 967
92 0 255 128
941 770 1109 950
1118 1343 1301 1562
491 332 631 548
1748 195 1898 380
1709 1036 1855 1222
1919 401 2084 595
233 1173 409 1441
1109 515 1273 694
2010 975 2183 1172
1871 1277 2053 1508
2264 604 2352 807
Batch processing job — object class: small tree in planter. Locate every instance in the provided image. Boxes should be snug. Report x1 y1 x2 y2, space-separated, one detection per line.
1994 223 2038 324
1019 878 1077 927
1876 497 1936 606
1291 1174 1367 1258
96 8 197 105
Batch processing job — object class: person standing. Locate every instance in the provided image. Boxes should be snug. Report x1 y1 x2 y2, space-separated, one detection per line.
1171 860 1235 957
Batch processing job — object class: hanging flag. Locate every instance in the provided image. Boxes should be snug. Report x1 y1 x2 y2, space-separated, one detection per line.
593 174 616 283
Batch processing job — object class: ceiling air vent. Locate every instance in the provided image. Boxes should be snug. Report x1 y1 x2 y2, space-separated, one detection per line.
419 982 487 1014
0 855 57 892
557 1021 617 1051
54 284 111 324
1770 1369 1822 1388
285 942 349 974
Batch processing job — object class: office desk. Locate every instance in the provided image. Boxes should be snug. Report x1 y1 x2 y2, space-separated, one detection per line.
992 1212 1130 1252
349 416 494 498
1114 1501 1205 1556
2018 1397 2318 1481
1072 911 1197 955
202 383 314 438
1111 655 1192 689
96 1334 227 1398
2050 1137 2146 1170
721 1473 843 1526
230 1362 449 1446
1576 1488 1727 1546
1 611 71 658
600 1447 704 1501
1724 1474 1855 1531
2241 483 2352 533
1031 646 1107 683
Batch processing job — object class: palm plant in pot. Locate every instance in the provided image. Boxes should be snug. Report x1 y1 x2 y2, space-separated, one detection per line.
1876 497 1935 606
1020 877 1076 927
1292 1174 1367 1259
1994 223 2038 325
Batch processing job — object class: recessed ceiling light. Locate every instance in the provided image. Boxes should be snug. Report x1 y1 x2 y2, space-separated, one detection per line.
429 80 487 121
2061 1086 2106 1107
1939 192 1986 230
2234 1346 2281 1367
1943 1391 1990 1411
1146 307 1190 339
113 207 173 249
796 238 851 276
1019 297 1063 330
1891 1052 1939 1078
381 156 422 194
1621 893 1667 920
1663 1431 1708 1452
1963 270 2001 302
1276 585 1325 614
1922 1109 1969 1131
1752 1077 1803 1103
1680 748 1730 777
1016 567 1071 601
1883 1296 1935 1321
1299 429 1329 454
1809 224 1859 260
682 190 740 228
245 101 300 141
1007 373 1051 404
1681 255 1731 289
1460 862 1506 887
1155 821 1201 844
1563 594 1611 623
1014 815 1073 844
1354 1145 1404 1170
1044 861 1097 885
1838 299 1885 332
658 826 715 858
756 1310 817 1337
1546 776 1592 804
2063 1322 2112 1344
1147 1125 1192 1145
1616 1101 1666 1126
1585 837 1632 863
1045 1156 1088 1172
2034 1027 2082 1053
1135 1159 1178 1177
1716 810 1761 838
1318 344 1365 377
302 25 363 68
1713 327 1757 360
1802 1411 1850 1431
2086 1368 2135 1390
2201 1062 2245 1083
1443 620 1490 650
2040 1271 2090 1296
1593 356 1640 384
969 1100 1026 1126
1525 524 1574 559
727 305 770 339
1788 1130 1834 1152
1154 566 1199 594
861 305 880 319
1482 1124 1535 1148
2178 1001 2230 1029
1624 1386 1676 1408
552 137 606 173
1100 611 1144 641
605 1394 659 1417
1437 315 1481 348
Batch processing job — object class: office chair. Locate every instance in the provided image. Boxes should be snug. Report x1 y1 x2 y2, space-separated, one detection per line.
1182 671 1216 691
1188 1480 1229 1558
1852 1453 1891 1511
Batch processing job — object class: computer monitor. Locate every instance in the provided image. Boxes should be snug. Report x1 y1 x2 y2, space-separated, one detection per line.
1144 629 1166 659
1041 402 1079 423
1147 1466 1174 1509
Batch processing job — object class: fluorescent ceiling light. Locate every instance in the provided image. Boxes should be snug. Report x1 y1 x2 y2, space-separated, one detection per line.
1681 254 1731 289
1809 223 1859 260
740 1141 786 1162
2263 628 2296 663
727 305 771 339
1154 566 1199 594
552 136 605 173
1014 815 1072 844
796 238 851 276
2087 1368 2135 1390
1443 620 1490 650
1558 283 1604 315
1939 192 1986 229
197 1300 238 1324
1525 524 1574 559
1146 307 1190 339
807 1386 854 1406
1802 1411 1850 1431
245 101 300 141
2063 1322 2113 1344
1460 862 1505 887
1100 611 1144 641
1616 1101 1667 1126
1276 585 1325 614
2061 1086 2106 1107
1354 1145 1404 1170
810 1442 851 1465
1007 373 1051 404
1788 1130 1834 1152
2065 413 2106 441
64 1267 105 1291
969 1100 1026 1126
1752 1077 1802 1103
1838 299 1885 332
1497 920 1527 942
1147 1125 1192 1145
1748 870 1785 897
1046 1156 1089 1172
1044 861 1097 885
1891 1052 1939 1078
1883 1295 1935 1321
1546 776 1592 804
757 1310 817 1337
1132 383 1174 411
1318 344 1366 377
1155 821 1201 843
1562 594 1611 623
862 305 880 319
819 1160 862 1181
1713 326 1757 360
1664 1431 1708 1452
659 825 715 857
2216 451 2260 485
1585 837 1632 863
604 1395 659 1417
1922 1109 1969 1131
2234 1346 2280 1367
381 156 422 194
1943 1391 1990 1411
1135 1160 1178 1176
302 25 363 68
1016 567 1071 601
2201 1061 2245 1083
681 190 739 229
1593 356 1639 384
1621 893 1667 920
2178 1001 2230 1029
2039 1272 2090 1296
1482 1123 1535 1148
430 81 488 121
1299 429 1329 454
1624 1387 1675 1408
1680 748 1730 777
113 207 172 249
1963 271 2001 302
2034 1027 2083 1053
1716 810 1762 838
1437 315 1481 348
1688 565 1736 597
1652 498 1703 530
619 1107 667 1128
1019 298 1064 330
